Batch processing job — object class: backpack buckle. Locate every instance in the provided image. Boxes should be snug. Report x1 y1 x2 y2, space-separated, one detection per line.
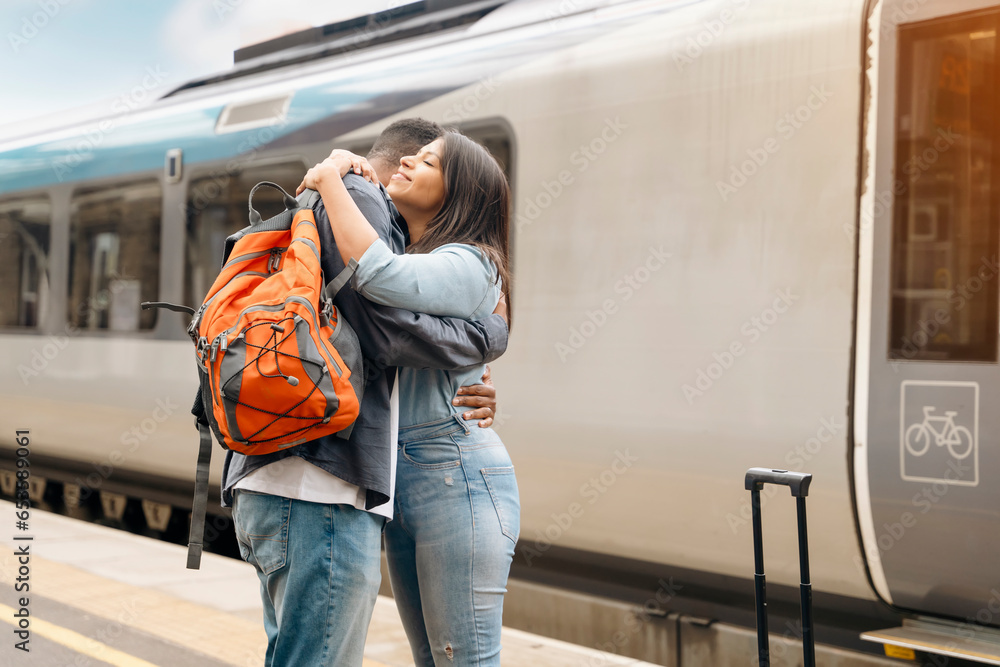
320 298 334 328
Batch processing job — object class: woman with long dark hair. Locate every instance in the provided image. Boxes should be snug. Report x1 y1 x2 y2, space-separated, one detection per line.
298 130 518 667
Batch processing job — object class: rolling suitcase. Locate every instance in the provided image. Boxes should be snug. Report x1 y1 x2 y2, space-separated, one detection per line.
744 468 816 667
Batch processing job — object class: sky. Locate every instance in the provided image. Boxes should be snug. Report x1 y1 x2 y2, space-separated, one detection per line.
0 0 409 137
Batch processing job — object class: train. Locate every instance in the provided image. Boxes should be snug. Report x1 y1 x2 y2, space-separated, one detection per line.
2 0 999 664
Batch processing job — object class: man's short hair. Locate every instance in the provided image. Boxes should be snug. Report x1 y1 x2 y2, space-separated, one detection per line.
367 118 444 166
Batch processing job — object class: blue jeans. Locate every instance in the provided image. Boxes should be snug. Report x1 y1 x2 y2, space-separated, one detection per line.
232 490 384 667
385 414 520 666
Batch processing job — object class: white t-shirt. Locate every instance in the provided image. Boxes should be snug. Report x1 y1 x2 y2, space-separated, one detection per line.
232 383 399 520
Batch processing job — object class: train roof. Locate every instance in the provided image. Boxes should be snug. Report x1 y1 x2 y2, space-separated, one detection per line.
0 0 687 197
169 0 508 97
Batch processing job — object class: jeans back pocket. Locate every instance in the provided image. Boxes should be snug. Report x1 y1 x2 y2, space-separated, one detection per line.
481 466 520 544
233 490 290 575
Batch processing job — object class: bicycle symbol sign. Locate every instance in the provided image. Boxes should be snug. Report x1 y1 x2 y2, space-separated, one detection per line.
903 406 974 460
899 381 979 486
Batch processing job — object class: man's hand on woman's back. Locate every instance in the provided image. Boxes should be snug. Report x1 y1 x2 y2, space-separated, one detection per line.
454 364 498 428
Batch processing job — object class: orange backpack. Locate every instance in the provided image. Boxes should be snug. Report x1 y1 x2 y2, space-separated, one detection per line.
144 182 364 568
194 182 362 452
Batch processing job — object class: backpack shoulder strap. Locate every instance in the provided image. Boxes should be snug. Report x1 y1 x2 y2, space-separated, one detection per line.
325 258 359 299
297 187 321 210
186 421 214 570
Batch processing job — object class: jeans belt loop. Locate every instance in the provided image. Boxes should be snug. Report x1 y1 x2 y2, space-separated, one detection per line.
453 412 470 436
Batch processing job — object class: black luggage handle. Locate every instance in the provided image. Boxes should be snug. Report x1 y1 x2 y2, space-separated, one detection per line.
745 467 813 497
745 467 815 667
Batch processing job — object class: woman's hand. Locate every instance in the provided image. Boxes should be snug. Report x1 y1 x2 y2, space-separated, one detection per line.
492 293 508 324
327 149 380 184
295 158 342 196
295 152 379 196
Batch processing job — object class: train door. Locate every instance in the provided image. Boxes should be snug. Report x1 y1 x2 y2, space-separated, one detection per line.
856 0 1000 644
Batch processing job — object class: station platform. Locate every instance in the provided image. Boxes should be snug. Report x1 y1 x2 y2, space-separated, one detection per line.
0 500 658 666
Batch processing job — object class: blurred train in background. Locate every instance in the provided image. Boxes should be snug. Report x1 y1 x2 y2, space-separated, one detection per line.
2 0 999 664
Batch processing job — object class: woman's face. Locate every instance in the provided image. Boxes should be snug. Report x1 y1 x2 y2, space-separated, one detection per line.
387 138 446 217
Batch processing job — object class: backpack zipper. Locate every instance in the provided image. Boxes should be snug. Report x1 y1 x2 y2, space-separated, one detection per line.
221 246 289 271
267 248 285 273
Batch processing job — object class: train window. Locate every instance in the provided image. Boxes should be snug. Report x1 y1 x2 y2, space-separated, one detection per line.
185 162 306 305
470 132 512 179
890 12 1000 362
68 181 162 331
0 197 51 328
343 125 513 183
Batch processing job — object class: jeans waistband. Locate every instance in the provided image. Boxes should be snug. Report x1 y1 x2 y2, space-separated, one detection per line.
397 413 469 444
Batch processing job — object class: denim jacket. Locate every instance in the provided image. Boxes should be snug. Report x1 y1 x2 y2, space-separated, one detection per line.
353 239 503 428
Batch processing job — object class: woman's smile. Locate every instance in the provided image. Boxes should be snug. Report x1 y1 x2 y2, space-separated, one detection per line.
386 138 447 233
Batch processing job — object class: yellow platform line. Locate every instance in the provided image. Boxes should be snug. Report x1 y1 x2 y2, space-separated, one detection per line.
0 552 392 667
0 602 158 667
